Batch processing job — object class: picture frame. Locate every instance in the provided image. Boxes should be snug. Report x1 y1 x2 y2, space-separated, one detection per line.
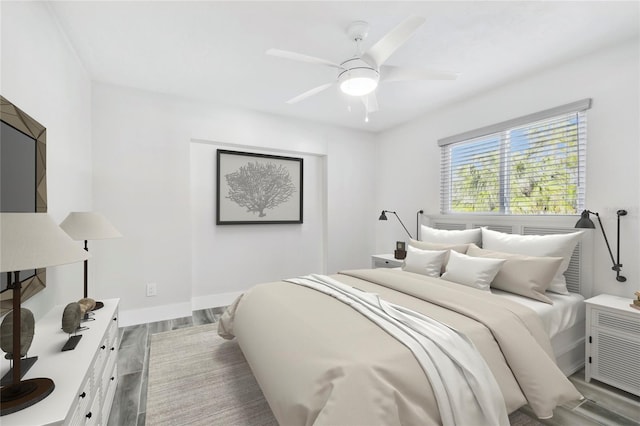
0 96 47 314
216 149 303 225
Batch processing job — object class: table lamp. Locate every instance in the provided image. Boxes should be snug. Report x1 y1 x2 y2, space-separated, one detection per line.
0 213 91 416
60 212 122 311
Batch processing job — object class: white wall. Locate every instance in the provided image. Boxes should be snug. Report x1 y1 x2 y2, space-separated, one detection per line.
1 2 93 319
9 2 635 327
375 39 640 298
190 144 325 309
92 84 376 325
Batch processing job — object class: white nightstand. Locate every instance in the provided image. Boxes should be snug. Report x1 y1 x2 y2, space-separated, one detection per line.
585 294 640 397
371 254 404 269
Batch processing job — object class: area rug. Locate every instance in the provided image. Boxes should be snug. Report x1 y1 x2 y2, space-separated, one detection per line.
146 323 277 426
146 323 542 426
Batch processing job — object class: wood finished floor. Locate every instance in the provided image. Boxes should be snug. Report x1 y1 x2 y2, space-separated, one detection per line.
108 307 640 426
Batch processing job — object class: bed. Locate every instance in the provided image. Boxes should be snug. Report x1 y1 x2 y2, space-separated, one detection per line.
218 215 592 426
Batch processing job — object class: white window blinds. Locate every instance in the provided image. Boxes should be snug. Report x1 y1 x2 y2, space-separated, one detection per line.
439 99 591 214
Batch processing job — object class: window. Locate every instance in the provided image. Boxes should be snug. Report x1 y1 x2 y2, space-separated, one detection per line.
439 99 591 215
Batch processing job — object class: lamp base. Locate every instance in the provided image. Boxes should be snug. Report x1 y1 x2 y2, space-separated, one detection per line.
0 377 55 416
61 335 82 352
93 301 104 311
0 356 38 386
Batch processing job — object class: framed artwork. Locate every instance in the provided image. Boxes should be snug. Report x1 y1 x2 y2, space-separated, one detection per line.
216 149 303 224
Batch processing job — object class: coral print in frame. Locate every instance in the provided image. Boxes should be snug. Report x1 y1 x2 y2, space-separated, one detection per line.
216 149 303 224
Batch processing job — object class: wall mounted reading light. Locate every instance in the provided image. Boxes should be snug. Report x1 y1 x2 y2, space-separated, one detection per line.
575 209 627 282
378 210 413 239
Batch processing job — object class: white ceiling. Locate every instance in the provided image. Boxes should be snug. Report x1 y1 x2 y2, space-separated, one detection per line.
48 1 639 133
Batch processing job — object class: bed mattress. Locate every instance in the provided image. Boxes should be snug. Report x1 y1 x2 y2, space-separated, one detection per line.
491 289 585 339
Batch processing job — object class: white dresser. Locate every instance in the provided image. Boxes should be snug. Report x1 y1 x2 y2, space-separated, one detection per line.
1 298 120 425
585 294 640 397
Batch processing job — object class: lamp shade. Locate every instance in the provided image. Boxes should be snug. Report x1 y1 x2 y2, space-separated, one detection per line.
1 213 91 272
60 212 122 241
575 210 596 229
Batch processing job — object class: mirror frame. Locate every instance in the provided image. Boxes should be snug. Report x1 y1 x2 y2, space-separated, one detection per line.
0 96 47 314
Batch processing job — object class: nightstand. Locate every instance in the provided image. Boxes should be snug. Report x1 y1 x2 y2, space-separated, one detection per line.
585 294 640 397
371 254 404 269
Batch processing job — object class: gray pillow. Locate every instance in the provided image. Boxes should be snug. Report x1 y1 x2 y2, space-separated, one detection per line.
467 244 563 304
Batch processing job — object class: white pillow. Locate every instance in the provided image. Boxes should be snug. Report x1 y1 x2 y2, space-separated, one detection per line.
420 225 482 245
441 250 505 291
402 246 448 278
466 244 562 304
480 228 582 295
408 240 470 273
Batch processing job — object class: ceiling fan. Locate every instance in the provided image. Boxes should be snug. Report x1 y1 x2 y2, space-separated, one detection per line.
266 16 459 120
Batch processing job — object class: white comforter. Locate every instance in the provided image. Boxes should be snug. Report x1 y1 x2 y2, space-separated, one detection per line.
285 274 509 426
219 269 583 426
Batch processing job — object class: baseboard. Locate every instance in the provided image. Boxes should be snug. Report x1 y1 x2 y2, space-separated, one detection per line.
191 291 243 311
118 291 243 327
119 301 192 327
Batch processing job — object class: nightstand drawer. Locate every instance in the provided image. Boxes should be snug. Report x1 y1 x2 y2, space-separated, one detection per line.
371 254 403 269
591 309 640 337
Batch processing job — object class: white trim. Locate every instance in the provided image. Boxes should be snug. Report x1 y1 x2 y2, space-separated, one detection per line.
118 291 244 327
191 291 243 311
190 138 328 158
437 98 592 147
119 301 192 327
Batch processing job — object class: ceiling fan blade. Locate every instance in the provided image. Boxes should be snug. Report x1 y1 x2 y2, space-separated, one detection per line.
286 82 335 104
361 16 426 67
362 92 379 113
266 49 344 70
380 65 460 82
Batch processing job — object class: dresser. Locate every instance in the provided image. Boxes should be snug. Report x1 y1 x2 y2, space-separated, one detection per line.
1 298 120 425
585 294 640 397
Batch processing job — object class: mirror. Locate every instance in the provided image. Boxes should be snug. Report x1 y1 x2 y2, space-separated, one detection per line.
0 96 47 314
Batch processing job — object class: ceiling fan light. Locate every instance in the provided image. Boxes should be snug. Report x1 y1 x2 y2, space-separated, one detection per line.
339 67 379 96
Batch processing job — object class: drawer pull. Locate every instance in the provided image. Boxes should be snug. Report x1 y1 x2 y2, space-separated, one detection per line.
79 392 86 399
111 347 115 351
111 376 115 381
101 345 106 350
86 412 92 419
113 317 117 321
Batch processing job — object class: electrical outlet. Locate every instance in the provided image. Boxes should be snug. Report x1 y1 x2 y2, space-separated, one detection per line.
146 282 157 297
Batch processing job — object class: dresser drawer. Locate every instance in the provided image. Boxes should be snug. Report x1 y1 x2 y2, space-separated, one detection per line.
68 377 94 426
